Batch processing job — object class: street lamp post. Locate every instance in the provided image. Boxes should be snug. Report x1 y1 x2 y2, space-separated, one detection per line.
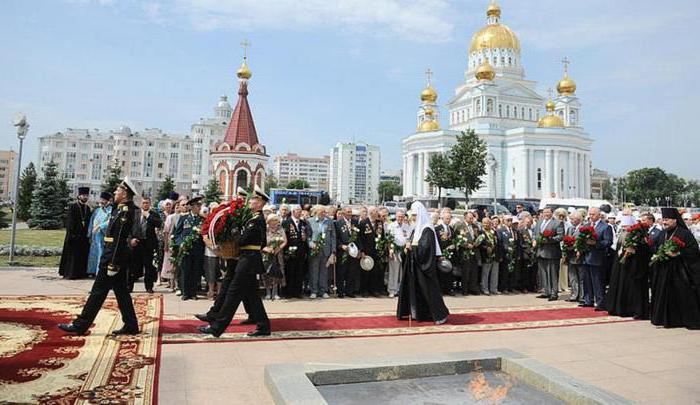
9 114 29 265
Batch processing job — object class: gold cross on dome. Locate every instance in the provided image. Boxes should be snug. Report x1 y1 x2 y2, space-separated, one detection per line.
561 56 571 74
425 68 433 86
547 87 553 100
241 39 251 59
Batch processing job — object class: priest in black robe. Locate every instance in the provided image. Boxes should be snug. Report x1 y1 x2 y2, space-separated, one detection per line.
59 187 92 280
397 202 449 324
650 207 700 329
604 214 651 319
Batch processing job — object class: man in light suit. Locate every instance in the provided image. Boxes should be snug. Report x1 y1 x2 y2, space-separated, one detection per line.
307 205 337 299
532 207 565 301
580 207 613 309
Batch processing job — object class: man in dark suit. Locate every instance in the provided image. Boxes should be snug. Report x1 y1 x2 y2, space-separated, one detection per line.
282 205 309 298
581 206 614 309
129 196 163 293
335 205 360 298
58 178 140 335
565 211 583 302
533 207 565 301
435 208 455 295
497 216 519 293
358 206 384 297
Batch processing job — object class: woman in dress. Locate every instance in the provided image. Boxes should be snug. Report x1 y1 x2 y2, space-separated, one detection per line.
86 192 112 276
397 202 449 324
155 199 173 285
262 214 288 300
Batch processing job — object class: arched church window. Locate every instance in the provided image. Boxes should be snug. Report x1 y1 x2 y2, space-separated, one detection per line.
560 169 565 192
501 57 505 65
570 110 577 125
476 99 481 114
487 99 494 115
506 105 510 117
236 170 248 189
508 57 512 65
558 110 564 117
498 104 502 117
493 57 497 65
521 107 525 119
537 169 542 190
529 108 533 120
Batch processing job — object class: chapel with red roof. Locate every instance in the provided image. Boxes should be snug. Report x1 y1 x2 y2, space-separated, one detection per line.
210 54 268 199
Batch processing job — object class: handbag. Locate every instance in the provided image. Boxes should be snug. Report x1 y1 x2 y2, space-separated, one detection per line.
266 259 284 279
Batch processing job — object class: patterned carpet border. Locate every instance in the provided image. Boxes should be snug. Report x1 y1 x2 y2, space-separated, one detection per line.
0 294 162 405
161 306 637 344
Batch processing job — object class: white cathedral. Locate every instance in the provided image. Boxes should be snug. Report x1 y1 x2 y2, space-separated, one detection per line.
402 2 593 202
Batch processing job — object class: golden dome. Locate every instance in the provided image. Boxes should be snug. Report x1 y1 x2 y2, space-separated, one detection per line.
469 3 520 53
423 107 435 116
475 59 496 81
236 58 252 80
420 86 438 103
545 100 556 111
557 75 576 96
538 114 564 128
418 119 440 132
486 2 501 18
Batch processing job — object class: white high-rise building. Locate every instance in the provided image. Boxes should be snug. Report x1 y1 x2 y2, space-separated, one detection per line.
329 142 381 204
191 95 232 194
38 127 194 198
273 153 330 191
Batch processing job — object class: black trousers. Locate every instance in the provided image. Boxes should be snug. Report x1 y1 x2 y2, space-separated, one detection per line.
460 258 480 294
371 259 385 294
284 255 305 298
132 242 157 291
206 259 254 320
211 253 270 334
179 248 203 298
437 269 453 294
336 255 350 295
73 265 138 331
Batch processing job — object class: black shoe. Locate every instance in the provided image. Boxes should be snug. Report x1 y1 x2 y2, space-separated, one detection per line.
57 323 86 335
239 318 255 325
548 296 558 301
536 294 549 299
197 325 223 338
181 295 190 301
594 307 607 312
338 293 345 298
579 303 594 308
346 294 356 298
247 329 271 337
111 326 139 335
566 298 578 302
195 313 211 323
448 291 456 296
146 289 154 294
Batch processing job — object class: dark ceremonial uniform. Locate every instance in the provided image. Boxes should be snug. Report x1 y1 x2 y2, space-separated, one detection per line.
435 224 455 295
59 201 92 279
130 208 163 292
209 210 270 336
358 217 385 296
282 216 309 298
72 200 139 332
335 217 360 297
173 212 205 299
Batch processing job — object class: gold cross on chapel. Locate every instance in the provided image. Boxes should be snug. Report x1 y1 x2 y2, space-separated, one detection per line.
425 68 433 86
561 56 571 75
241 39 251 59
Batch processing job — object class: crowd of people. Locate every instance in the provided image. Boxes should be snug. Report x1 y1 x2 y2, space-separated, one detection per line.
57 184 700 332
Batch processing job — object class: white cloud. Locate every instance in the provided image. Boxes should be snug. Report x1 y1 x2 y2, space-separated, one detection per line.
164 0 454 42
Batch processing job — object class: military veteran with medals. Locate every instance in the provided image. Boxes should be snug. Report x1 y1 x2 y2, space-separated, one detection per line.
58 178 141 336
173 196 205 300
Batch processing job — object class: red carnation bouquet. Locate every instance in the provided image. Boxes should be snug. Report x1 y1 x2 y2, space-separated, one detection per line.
650 235 686 265
620 222 650 264
537 229 555 246
561 234 576 260
574 225 597 256
201 197 253 258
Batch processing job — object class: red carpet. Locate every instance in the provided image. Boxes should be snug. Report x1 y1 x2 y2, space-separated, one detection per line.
162 305 634 344
0 295 162 404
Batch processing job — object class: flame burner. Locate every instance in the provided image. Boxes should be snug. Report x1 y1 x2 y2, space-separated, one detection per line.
265 350 632 405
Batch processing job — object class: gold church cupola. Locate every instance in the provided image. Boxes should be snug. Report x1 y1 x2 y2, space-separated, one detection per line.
417 68 441 132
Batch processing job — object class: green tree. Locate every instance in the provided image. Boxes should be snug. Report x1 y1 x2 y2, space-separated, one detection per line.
601 179 613 201
425 153 455 207
102 159 122 193
378 181 403 202
264 172 278 194
620 167 686 206
449 130 487 203
17 162 37 221
156 175 176 201
28 161 67 229
286 179 310 189
203 178 223 204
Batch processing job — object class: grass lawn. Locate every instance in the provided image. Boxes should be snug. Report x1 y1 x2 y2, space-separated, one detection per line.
1 255 61 267
0 229 65 247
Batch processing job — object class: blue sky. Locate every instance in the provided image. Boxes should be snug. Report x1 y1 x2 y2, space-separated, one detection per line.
1 0 699 179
